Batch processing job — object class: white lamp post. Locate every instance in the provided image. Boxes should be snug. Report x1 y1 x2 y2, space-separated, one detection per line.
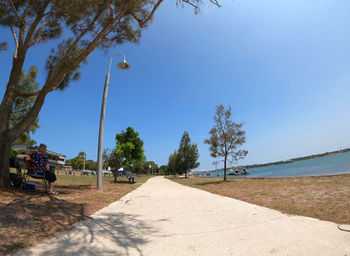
97 53 130 191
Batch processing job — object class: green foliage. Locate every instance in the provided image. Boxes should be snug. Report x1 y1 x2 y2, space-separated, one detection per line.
71 157 84 170
85 160 97 170
10 66 40 147
143 161 158 174
204 104 248 180
177 131 200 177
65 151 96 170
167 150 181 177
103 148 122 171
10 149 18 159
167 131 199 177
159 165 169 175
132 160 144 174
116 127 145 169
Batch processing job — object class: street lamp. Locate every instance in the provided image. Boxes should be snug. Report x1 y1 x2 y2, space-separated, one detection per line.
97 53 130 191
83 152 86 171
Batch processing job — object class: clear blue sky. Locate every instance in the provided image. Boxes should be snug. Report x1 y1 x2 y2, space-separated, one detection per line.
1 0 350 170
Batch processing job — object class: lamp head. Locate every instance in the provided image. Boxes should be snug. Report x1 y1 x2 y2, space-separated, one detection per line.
117 59 130 70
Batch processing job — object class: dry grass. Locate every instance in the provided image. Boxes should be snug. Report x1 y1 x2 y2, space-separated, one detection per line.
168 173 350 225
0 174 150 256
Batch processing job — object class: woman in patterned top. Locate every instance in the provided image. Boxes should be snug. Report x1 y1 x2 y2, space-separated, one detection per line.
25 143 58 194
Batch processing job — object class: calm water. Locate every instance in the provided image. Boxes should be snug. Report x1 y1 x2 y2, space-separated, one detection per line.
198 151 350 178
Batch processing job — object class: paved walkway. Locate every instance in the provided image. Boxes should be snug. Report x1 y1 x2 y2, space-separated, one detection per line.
15 176 350 256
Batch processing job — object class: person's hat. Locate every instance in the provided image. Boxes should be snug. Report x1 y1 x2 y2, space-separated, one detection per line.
38 143 47 153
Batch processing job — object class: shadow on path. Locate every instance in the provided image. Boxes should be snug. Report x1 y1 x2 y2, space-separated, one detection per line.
16 212 162 256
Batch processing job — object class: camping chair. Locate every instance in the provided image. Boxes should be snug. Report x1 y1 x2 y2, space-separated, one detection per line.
24 158 48 192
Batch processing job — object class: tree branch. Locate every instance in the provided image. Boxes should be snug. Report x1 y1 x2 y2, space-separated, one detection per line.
47 0 145 92
23 0 50 49
9 88 48 141
182 0 198 9
28 15 50 47
15 89 41 97
64 7 105 59
7 0 25 25
9 24 18 58
209 0 221 8
105 0 114 19
133 0 163 28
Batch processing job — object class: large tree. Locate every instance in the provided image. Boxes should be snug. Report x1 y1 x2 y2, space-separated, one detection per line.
0 0 221 187
204 105 248 181
116 127 145 170
10 66 40 147
177 131 199 178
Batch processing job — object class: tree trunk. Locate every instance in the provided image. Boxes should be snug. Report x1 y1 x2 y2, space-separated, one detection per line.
114 174 117 183
185 170 187 178
0 134 12 187
223 155 227 181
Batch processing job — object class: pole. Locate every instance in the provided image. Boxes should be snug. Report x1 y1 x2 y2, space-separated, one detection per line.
97 61 112 191
97 53 128 191
83 153 86 171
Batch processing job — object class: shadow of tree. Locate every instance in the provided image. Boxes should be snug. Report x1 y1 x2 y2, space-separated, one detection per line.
14 212 163 256
55 184 92 189
0 195 88 256
194 180 228 186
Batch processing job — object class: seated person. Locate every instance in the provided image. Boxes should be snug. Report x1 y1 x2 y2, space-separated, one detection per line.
25 143 58 194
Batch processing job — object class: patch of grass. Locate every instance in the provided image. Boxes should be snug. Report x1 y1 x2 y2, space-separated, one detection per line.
0 174 151 256
167 173 350 225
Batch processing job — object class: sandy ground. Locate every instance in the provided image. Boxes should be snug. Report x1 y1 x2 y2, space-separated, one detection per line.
13 176 350 256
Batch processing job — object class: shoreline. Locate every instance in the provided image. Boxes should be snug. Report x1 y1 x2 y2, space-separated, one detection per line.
193 171 350 179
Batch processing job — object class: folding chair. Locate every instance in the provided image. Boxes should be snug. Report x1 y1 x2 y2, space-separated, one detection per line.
25 159 48 192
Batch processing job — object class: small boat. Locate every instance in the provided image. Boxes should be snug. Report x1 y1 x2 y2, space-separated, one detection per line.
228 168 249 176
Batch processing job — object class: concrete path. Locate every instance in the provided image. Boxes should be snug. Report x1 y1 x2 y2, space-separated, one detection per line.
14 176 350 256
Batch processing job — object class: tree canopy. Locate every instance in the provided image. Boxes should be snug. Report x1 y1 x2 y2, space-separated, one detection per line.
204 105 248 181
65 151 95 170
167 150 181 177
103 147 123 183
167 131 199 177
115 127 145 170
178 131 199 178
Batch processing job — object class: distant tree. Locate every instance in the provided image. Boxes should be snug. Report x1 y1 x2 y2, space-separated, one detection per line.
65 159 72 167
168 150 181 177
159 165 168 175
143 160 158 175
178 131 199 178
132 160 144 174
204 105 248 181
103 148 123 183
10 66 40 147
85 160 97 171
72 158 83 170
116 127 145 170
0 0 221 187
66 151 86 170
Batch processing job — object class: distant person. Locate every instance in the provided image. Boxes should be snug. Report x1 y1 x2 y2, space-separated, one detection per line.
25 143 58 195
